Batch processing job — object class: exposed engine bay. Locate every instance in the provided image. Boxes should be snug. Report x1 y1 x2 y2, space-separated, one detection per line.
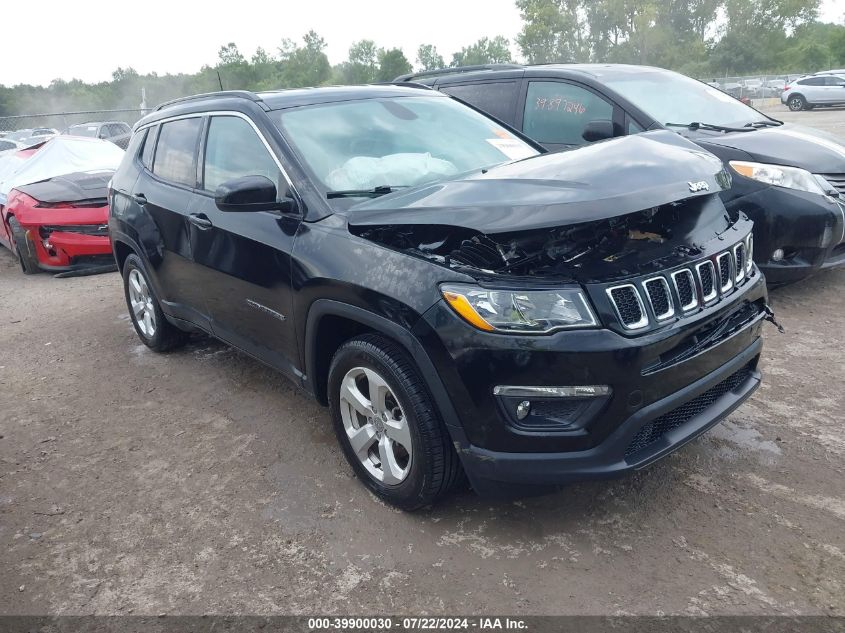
351 194 739 283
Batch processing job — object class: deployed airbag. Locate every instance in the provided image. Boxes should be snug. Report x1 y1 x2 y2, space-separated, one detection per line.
326 152 457 191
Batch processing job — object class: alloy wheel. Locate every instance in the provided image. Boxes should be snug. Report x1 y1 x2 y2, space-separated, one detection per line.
128 268 157 338
338 366 413 485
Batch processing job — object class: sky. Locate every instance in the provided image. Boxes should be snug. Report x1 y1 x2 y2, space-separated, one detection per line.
2 0 843 87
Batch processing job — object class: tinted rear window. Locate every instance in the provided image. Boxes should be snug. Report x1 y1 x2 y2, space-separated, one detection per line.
439 81 519 124
152 118 202 187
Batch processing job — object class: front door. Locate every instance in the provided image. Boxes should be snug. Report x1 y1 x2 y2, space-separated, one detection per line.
519 80 620 151
188 113 302 379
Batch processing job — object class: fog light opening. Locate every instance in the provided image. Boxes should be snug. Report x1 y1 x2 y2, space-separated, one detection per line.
516 401 531 420
772 248 785 262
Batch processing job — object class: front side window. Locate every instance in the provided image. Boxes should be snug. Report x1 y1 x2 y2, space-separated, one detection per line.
522 81 614 146
272 96 538 196
825 76 845 86
152 117 202 187
203 116 281 192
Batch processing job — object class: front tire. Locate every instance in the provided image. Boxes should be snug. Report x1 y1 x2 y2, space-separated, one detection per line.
122 254 188 352
328 334 462 510
8 217 40 275
787 95 806 111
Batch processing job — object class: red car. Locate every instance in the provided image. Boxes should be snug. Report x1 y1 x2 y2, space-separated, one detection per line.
0 136 124 275
0 172 114 274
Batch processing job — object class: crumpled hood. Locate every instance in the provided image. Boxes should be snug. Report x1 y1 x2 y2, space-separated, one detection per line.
692 123 845 174
16 171 112 204
344 130 727 233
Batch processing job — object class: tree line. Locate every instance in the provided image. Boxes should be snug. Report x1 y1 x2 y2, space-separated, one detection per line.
1 0 844 117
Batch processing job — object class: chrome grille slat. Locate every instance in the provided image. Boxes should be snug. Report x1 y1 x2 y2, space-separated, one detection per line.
606 285 649 330
819 173 845 196
696 261 717 303
734 243 746 283
717 252 734 293
671 269 698 312
643 277 674 321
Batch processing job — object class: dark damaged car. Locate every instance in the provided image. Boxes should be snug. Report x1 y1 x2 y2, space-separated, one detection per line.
109 86 772 510
401 64 845 284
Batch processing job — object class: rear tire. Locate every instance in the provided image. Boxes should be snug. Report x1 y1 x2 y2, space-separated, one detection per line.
122 254 188 352
328 334 462 510
787 95 806 111
8 217 40 275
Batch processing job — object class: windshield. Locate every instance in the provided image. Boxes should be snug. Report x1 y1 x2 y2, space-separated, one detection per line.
605 70 770 128
272 96 538 196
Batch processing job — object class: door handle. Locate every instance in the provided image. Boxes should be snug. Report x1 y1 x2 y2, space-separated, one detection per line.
132 193 147 205
188 213 213 230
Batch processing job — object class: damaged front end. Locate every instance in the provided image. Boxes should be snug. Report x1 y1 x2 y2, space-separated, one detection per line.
9 171 116 275
351 194 740 285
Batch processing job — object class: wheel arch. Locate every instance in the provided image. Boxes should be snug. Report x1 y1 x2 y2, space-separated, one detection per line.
303 299 464 435
112 239 133 273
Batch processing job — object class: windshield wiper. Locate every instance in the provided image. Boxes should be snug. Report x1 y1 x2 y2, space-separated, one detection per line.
744 119 783 128
665 121 753 133
326 185 406 199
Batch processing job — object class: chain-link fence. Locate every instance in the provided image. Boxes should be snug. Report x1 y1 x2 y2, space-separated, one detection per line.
0 108 148 148
698 73 817 101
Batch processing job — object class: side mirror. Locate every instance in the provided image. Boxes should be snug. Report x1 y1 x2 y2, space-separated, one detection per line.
582 120 615 143
214 175 294 213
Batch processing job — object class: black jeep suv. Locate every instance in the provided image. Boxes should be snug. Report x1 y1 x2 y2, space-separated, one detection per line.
109 85 769 510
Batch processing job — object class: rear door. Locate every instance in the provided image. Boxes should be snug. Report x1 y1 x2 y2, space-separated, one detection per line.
436 80 522 127
517 79 623 151
133 116 208 324
798 77 826 103
188 113 302 378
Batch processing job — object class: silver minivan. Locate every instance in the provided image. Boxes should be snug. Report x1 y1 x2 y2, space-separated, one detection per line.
782 74 845 110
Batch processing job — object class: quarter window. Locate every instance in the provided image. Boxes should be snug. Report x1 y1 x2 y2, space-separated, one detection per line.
152 117 202 187
523 81 613 145
140 125 157 170
439 81 519 124
202 116 281 192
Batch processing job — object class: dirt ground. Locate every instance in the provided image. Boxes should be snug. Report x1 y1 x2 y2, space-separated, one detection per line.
1 106 844 617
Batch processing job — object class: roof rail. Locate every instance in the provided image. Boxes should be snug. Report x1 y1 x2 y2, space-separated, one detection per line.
154 90 267 112
395 64 524 82
374 81 435 90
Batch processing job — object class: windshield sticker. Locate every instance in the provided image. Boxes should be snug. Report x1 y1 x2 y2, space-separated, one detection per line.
486 138 536 160
535 97 586 114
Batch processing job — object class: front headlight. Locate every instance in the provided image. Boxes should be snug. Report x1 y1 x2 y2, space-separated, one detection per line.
440 284 598 334
729 160 827 195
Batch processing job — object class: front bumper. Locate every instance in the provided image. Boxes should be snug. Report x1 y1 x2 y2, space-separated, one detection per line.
25 228 113 272
414 269 767 492
723 186 845 284
453 336 761 494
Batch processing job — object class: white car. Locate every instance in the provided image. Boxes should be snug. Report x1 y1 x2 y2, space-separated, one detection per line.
781 74 845 111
